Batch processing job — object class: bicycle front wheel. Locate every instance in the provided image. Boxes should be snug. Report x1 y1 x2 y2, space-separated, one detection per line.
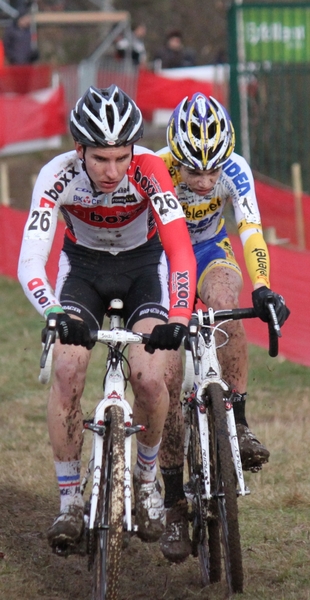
207 382 243 595
92 405 125 600
187 401 221 587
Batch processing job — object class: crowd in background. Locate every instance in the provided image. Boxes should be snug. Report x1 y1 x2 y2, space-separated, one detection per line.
0 1 226 70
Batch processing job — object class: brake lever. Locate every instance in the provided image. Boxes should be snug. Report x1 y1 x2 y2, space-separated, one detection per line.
40 318 57 369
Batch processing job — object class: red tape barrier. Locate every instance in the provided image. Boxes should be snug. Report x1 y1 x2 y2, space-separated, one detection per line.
1 205 308 366
0 85 67 149
136 68 225 112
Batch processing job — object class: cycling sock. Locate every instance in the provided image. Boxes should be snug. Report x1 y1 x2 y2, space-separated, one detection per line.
160 465 185 508
134 440 161 483
232 392 248 426
54 460 83 510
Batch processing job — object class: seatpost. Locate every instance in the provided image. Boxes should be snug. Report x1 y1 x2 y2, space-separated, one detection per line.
108 298 124 329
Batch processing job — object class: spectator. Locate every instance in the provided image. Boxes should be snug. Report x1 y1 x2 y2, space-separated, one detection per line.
153 29 196 70
3 8 39 66
115 23 147 67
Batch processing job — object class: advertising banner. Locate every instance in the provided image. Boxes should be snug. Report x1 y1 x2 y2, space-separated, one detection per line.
242 5 310 63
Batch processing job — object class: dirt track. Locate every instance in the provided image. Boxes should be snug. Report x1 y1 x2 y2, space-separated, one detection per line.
0 480 223 600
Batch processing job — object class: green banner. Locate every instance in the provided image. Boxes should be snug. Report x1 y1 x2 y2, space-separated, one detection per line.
242 6 310 62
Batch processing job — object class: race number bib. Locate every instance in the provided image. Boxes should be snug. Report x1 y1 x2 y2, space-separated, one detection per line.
25 208 53 240
238 195 260 224
152 192 184 225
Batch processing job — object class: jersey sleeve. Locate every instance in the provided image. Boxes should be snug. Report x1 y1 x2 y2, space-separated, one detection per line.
18 166 63 317
231 156 270 288
147 155 197 320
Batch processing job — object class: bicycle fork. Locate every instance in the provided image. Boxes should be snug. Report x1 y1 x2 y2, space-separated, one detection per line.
81 368 144 537
183 394 248 500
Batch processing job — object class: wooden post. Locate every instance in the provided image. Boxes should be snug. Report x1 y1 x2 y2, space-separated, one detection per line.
33 11 129 25
291 163 305 250
0 161 10 206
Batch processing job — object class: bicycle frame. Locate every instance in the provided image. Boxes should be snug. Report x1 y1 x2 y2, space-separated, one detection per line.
183 308 248 499
80 301 146 538
182 304 280 594
39 299 147 544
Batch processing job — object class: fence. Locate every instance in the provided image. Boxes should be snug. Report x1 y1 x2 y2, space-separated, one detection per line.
2 204 309 367
57 59 139 121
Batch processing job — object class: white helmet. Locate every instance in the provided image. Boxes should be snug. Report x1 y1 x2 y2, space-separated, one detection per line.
70 84 143 147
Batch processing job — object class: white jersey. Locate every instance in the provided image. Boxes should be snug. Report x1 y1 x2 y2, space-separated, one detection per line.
158 148 262 247
18 145 197 318
158 148 270 288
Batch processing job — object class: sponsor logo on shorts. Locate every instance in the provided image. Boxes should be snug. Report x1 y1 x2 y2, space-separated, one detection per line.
62 304 82 315
139 307 168 319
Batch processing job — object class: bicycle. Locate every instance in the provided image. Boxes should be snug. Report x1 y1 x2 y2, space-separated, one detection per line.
39 299 150 600
181 302 280 595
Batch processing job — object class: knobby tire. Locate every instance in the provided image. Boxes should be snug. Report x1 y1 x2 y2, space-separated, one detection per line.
187 403 221 587
93 405 125 600
207 382 243 594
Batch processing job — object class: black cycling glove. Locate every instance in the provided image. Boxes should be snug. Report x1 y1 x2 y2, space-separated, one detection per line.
42 313 95 350
145 323 187 353
252 286 290 327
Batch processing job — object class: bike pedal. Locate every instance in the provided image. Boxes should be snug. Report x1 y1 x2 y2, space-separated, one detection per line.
52 533 88 558
249 464 262 473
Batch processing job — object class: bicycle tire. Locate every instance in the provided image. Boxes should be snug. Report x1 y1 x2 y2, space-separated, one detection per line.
187 403 221 587
92 405 125 600
206 382 243 595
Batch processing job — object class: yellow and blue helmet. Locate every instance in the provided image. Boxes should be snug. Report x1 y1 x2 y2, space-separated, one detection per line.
167 93 235 170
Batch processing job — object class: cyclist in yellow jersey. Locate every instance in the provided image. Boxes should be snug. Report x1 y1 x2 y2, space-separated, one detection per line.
156 93 290 563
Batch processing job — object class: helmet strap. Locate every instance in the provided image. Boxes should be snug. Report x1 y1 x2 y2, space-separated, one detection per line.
80 146 101 197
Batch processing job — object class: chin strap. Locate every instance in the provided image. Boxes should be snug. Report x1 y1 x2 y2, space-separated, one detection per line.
80 154 102 198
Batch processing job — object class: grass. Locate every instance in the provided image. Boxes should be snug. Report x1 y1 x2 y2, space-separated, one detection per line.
1 275 310 599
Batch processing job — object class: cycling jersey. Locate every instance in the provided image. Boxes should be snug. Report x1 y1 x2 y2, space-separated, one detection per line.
18 145 197 320
158 148 270 288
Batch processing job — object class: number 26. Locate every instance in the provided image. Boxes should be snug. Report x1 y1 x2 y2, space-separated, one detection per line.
28 210 51 232
153 193 178 215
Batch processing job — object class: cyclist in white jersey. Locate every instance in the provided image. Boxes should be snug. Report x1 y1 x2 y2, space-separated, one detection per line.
18 85 197 551
156 93 290 563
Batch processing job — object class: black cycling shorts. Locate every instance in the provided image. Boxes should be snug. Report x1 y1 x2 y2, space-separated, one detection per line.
55 235 169 329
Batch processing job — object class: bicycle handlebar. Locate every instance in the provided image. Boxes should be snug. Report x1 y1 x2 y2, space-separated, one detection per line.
39 325 150 384
39 303 280 384
187 304 279 361
90 329 150 345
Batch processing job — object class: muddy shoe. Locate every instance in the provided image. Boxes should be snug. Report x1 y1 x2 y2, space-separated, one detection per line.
133 476 166 542
236 423 270 472
160 499 191 563
47 504 84 549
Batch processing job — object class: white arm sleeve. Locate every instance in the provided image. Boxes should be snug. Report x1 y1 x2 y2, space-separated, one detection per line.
18 185 62 317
